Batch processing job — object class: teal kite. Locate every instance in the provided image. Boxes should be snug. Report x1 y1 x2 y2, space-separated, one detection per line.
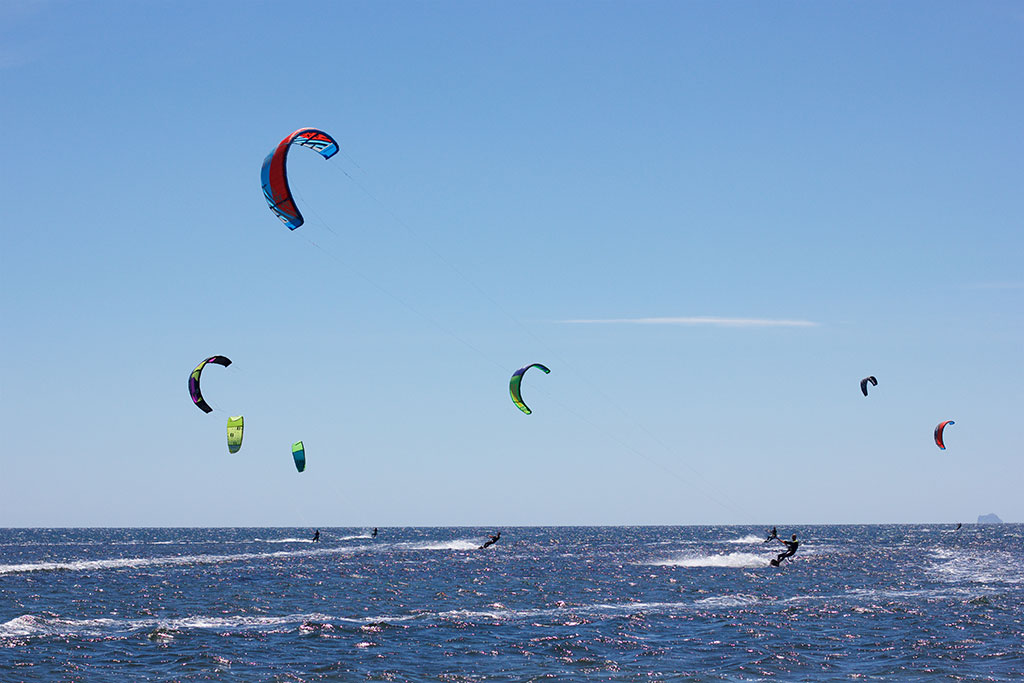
292 441 306 472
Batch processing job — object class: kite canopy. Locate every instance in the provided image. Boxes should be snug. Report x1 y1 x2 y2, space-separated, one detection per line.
188 356 232 414
934 420 955 450
292 441 306 472
227 416 244 454
509 363 550 415
860 376 878 397
261 128 339 230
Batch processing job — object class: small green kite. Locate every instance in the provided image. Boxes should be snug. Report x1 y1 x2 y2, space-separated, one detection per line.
227 416 244 453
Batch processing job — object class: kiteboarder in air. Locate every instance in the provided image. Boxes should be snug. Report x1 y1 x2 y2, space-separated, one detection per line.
771 533 799 566
764 527 778 543
479 532 501 550
312 529 320 543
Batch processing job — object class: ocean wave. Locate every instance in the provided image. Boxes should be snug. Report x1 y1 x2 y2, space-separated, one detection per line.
693 594 761 608
648 552 769 568
843 586 992 602
928 550 1024 586
0 535 491 576
0 612 345 639
401 539 482 551
0 545 362 576
0 596 770 640
725 534 765 544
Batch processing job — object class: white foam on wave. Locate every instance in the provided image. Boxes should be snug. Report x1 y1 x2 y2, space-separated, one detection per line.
0 609 420 640
928 550 1024 585
0 614 121 638
0 534 493 575
0 544 361 576
842 586 989 603
402 539 482 551
693 594 761 608
2 590 792 641
436 595 770 622
255 537 314 544
648 552 768 568
725 534 765 544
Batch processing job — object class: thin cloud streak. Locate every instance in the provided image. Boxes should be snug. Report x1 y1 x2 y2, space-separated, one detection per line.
560 316 819 327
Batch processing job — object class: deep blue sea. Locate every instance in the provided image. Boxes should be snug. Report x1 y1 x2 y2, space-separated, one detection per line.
1 525 1021 681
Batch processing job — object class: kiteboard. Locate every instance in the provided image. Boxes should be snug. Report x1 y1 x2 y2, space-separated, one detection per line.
769 558 781 567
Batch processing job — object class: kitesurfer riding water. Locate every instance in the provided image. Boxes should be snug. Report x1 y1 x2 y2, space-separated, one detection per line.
372 528 378 538
312 529 320 543
764 527 778 543
479 532 501 550
772 533 799 565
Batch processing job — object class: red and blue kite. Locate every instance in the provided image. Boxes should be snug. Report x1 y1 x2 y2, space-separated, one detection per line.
261 128 339 230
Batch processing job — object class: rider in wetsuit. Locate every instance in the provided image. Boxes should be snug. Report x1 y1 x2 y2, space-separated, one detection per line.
764 526 778 543
480 532 501 549
774 533 799 564
312 529 320 543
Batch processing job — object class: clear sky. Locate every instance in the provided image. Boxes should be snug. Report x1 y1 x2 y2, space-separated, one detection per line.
2 2 1021 527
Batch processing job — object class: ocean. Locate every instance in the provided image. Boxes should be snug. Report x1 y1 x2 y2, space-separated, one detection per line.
1 525 1021 681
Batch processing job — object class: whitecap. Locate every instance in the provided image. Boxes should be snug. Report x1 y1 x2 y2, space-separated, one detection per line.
648 552 769 569
0 544 363 576
725 534 765 544
401 539 481 551
693 594 761 608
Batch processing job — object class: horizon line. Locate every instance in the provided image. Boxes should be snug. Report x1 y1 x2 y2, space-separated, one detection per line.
558 316 820 328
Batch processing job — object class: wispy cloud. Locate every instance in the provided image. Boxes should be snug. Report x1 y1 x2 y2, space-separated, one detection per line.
559 316 819 327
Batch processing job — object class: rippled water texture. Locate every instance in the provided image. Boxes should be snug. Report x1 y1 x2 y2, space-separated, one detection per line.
1 525 1022 681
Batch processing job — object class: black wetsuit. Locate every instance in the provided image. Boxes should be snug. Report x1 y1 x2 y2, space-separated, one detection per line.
775 538 798 563
312 530 320 543
480 533 500 549
372 528 378 538
764 527 778 543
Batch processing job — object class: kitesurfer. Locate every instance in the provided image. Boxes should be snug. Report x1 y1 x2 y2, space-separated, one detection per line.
773 533 799 565
372 528 378 538
764 527 778 543
479 532 501 550
955 523 962 531
312 529 320 543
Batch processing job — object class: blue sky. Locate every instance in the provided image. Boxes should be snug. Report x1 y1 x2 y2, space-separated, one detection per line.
2 2 1021 527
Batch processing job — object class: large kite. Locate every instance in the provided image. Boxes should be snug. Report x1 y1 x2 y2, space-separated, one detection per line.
860 376 877 397
188 356 232 414
509 363 550 415
261 128 339 230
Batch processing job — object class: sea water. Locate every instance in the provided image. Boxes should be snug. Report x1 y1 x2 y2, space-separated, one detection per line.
1 525 1021 681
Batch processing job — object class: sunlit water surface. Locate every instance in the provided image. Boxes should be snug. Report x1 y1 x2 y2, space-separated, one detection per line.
2 525 1021 681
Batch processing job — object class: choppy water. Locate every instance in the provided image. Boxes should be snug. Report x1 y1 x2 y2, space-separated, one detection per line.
1 525 1021 681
